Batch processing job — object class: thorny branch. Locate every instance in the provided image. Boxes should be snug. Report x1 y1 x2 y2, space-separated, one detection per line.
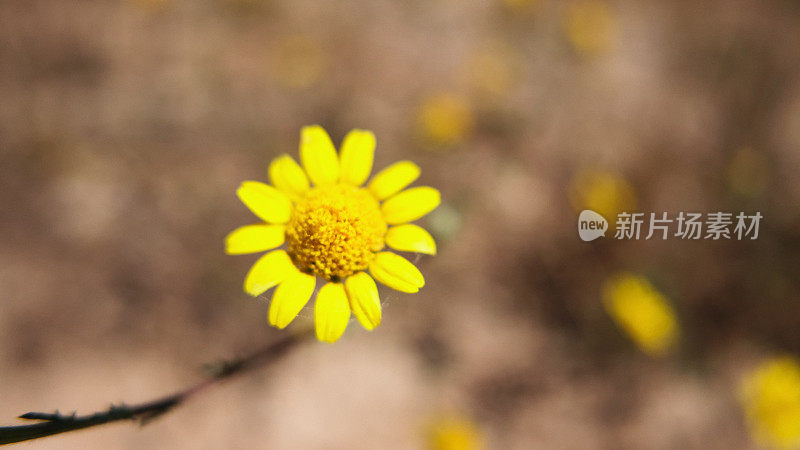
0 328 312 446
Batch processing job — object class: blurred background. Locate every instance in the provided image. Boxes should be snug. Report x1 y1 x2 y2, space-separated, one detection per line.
2 0 800 448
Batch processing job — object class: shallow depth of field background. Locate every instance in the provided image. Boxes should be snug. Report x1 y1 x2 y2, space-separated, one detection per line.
2 0 800 448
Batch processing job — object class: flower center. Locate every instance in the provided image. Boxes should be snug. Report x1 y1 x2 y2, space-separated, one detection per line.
286 184 387 281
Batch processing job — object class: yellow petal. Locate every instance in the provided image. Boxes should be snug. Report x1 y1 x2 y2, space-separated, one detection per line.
236 181 292 224
268 154 309 200
368 161 421 200
314 282 351 343
369 252 425 293
345 272 381 330
381 186 441 225
225 224 286 255
339 129 376 186
385 224 437 255
243 250 296 296
268 270 316 329
299 125 339 186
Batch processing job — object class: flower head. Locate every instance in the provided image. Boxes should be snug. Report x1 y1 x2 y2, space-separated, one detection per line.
741 357 800 449
226 126 439 342
464 40 520 103
602 272 678 356
427 414 483 450
563 0 617 57
569 169 636 222
417 93 474 149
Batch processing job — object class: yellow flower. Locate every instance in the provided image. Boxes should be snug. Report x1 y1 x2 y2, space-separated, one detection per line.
563 0 616 56
417 93 474 149
427 415 483 450
741 357 800 449
568 169 636 222
602 273 678 356
464 41 520 103
226 126 439 343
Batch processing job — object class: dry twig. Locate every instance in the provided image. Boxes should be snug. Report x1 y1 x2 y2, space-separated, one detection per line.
0 328 312 445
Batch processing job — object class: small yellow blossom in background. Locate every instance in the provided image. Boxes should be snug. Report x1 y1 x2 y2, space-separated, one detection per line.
269 35 327 89
464 41 520 103
728 147 769 198
563 0 617 56
741 357 800 449
602 273 678 356
427 414 484 450
569 169 636 222
226 126 439 343
417 93 474 149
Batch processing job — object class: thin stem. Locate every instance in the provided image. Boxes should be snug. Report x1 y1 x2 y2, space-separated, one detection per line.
0 327 313 446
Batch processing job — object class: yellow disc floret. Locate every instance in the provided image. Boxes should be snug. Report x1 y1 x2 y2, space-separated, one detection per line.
286 184 386 281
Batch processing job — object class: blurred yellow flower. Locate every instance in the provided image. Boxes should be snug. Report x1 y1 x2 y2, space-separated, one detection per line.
428 415 483 450
417 93 474 149
728 147 769 198
465 41 520 102
226 126 439 343
269 35 326 89
563 0 617 56
569 169 636 222
741 357 800 449
602 273 678 356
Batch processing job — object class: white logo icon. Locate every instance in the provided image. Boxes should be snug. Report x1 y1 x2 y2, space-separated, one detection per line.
578 209 608 241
